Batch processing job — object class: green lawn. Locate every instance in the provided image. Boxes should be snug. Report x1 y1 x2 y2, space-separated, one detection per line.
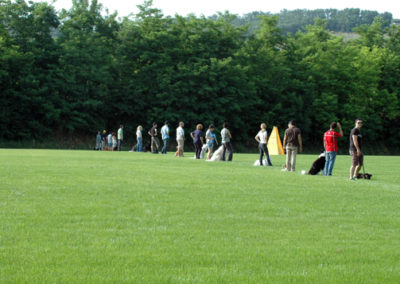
0 149 399 283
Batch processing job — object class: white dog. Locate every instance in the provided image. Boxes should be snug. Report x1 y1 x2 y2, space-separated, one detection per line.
193 144 209 159
207 146 224 161
200 144 208 159
253 159 272 166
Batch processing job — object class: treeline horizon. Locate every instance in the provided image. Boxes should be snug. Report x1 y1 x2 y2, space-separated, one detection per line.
1 0 400 153
219 8 394 35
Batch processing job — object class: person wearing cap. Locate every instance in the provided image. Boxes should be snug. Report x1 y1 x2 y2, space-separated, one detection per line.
161 121 170 154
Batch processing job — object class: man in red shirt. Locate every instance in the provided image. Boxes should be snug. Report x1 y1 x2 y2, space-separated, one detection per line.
323 122 343 176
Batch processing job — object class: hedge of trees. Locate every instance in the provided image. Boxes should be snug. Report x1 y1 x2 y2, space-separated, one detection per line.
1 0 399 152
227 9 393 35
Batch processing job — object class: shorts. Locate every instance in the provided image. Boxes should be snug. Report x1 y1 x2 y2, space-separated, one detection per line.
207 141 213 149
350 150 364 167
108 142 112 148
177 139 184 151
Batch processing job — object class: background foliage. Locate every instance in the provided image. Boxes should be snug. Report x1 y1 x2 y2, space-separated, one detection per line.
1 0 399 152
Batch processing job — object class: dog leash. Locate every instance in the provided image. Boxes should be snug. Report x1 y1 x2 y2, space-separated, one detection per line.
362 160 366 175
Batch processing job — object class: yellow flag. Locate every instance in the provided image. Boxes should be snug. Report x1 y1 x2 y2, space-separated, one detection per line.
267 126 284 155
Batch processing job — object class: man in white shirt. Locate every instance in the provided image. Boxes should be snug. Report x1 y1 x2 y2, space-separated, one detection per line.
160 121 170 154
175 121 185 157
107 133 112 150
117 125 124 151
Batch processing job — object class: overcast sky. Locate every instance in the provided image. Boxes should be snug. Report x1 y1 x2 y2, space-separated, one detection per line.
36 0 400 19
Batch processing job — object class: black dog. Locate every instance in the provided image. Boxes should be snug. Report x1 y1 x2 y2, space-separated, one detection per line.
308 152 326 175
357 173 372 179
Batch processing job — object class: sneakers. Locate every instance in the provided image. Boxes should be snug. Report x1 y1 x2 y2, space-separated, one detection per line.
350 177 357 181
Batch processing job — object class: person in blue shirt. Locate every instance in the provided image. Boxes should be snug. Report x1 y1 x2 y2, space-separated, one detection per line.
95 131 101 150
206 125 218 160
161 121 170 154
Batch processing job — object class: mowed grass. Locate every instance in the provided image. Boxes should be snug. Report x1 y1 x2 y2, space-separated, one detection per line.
0 149 399 283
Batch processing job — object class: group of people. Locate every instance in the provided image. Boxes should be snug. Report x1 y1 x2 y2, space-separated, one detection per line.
280 119 364 180
190 122 233 161
95 118 365 180
132 121 234 161
133 121 183 156
95 125 124 151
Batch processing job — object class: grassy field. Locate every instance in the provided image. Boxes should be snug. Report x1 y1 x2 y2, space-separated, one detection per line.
0 149 399 283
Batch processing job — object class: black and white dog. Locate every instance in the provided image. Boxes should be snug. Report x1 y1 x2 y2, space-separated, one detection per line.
357 173 373 179
308 151 326 175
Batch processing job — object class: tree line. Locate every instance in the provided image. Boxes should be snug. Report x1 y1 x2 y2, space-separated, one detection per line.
224 9 394 35
1 0 399 152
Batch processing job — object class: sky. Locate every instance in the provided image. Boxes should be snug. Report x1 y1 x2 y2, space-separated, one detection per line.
36 0 400 19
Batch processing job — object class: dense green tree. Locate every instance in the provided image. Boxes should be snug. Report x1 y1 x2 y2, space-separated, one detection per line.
0 1 399 151
0 0 60 139
57 0 120 133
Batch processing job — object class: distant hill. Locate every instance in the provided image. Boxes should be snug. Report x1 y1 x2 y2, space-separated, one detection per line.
210 8 393 35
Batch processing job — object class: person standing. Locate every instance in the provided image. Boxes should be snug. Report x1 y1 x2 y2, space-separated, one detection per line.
323 122 343 176
255 123 272 166
283 121 302 171
112 132 117 151
117 125 124 151
221 122 233 161
191 124 204 159
101 130 107 150
107 132 113 151
148 122 160 154
349 118 363 180
175 121 185 157
161 121 170 154
136 125 143 152
95 131 101 150
206 125 218 160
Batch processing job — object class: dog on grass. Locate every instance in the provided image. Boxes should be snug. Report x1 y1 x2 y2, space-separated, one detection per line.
356 173 372 179
207 146 224 161
253 159 272 166
200 144 208 159
308 152 326 175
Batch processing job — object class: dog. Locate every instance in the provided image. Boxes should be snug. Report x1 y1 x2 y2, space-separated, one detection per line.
200 144 208 159
207 146 224 161
253 159 272 166
356 173 372 179
308 151 326 175
193 144 209 159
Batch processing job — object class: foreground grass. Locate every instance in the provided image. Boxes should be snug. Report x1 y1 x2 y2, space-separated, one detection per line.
0 149 399 283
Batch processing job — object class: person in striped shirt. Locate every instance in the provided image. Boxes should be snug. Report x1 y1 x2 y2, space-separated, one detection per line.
323 122 343 176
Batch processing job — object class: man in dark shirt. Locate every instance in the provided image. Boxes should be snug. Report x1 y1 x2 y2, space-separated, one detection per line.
148 122 160 154
349 118 363 180
283 121 303 171
190 124 204 159
101 130 107 150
